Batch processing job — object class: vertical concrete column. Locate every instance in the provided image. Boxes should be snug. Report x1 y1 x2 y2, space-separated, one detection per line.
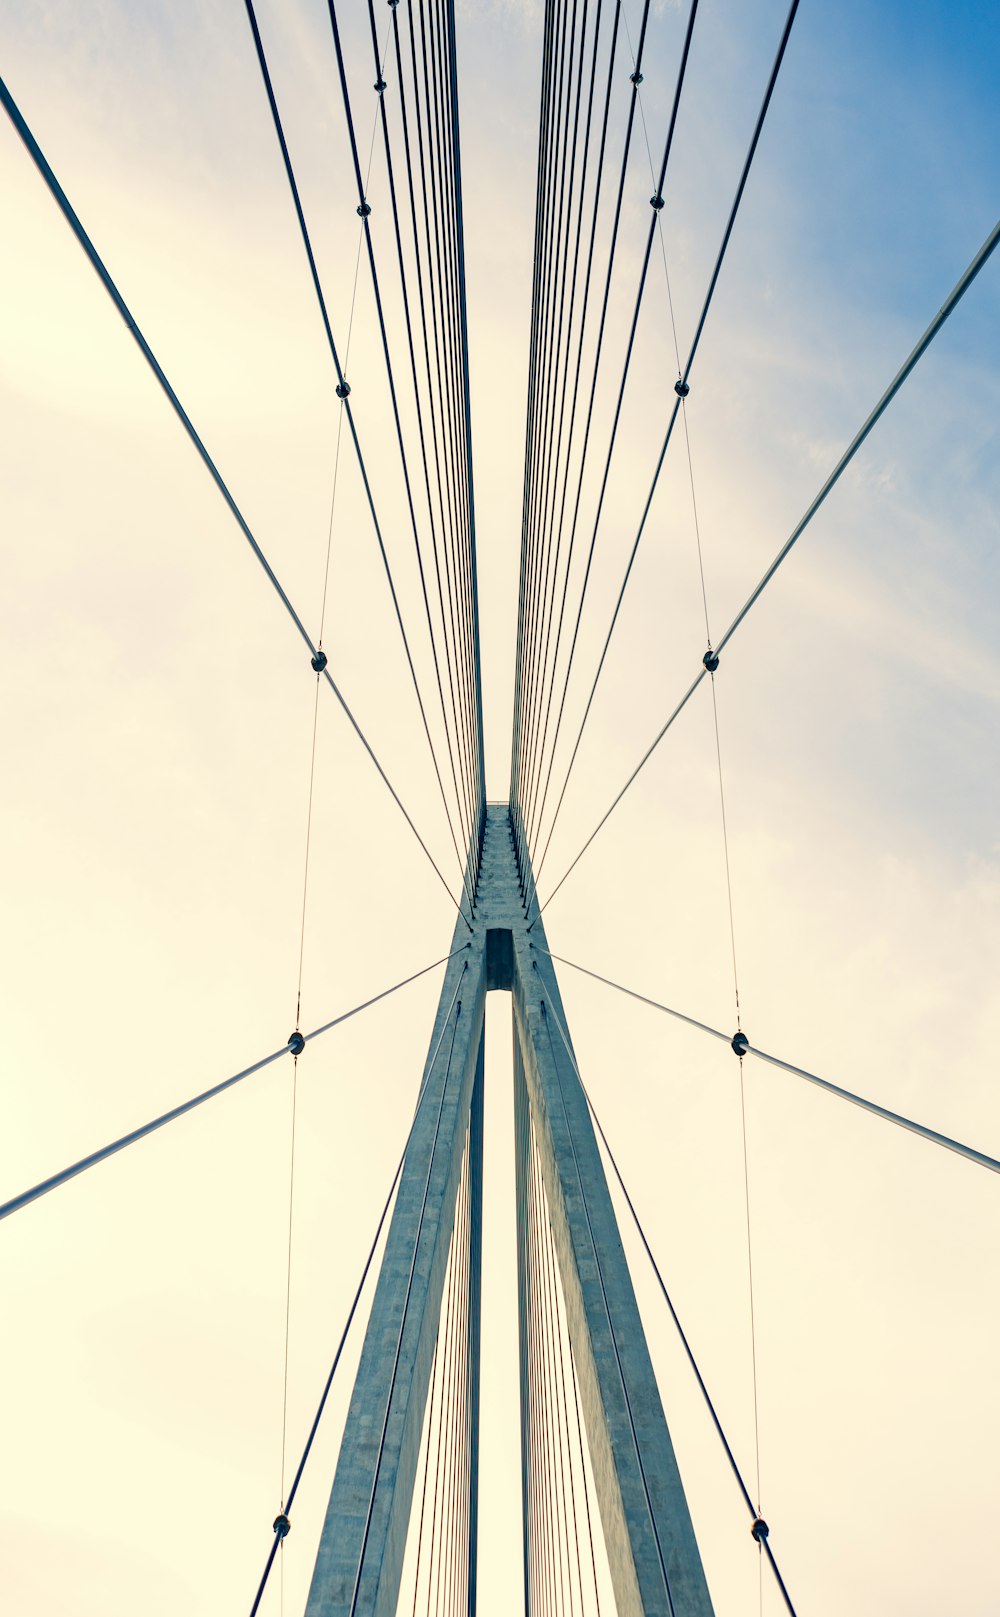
466 1042 484 1617
512 913 714 1617
513 1037 534 1615
305 931 486 1617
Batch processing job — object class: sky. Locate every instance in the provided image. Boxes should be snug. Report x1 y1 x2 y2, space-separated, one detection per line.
1 1 999 1615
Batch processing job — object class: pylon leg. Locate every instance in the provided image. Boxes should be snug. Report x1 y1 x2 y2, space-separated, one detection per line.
306 806 713 1616
304 927 485 1617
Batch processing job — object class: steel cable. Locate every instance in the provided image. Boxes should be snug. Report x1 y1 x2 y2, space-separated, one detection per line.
312 0 477 909
362 0 483 893
422 0 483 866
523 0 701 878
247 1 476 910
519 0 594 846
567 1332 601 1616
414 0 473 841
510 0 562 895
247 963 467 1615
427 1150 460 1617
542 990 798 1616
535 943 1000 1174
512 0 623 889
520 0 604 838
410 1334 441 1617
529 0 801 896
0 72 470 927
534 1135 573 1617
439 0 488 858
539 1001 677 1614
519 0 585 808
415 0 479 838
392 2 480 867
346 990 465 1616
531 212 1000 918
0 948 470 1225
515 0 574 879
539 1138 586 1617
446 1138 472 1615
529 1122 563 1617
403 0 482 853
513 1 648 877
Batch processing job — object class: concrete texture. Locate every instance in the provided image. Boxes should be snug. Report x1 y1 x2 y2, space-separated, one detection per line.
305 804 713 1616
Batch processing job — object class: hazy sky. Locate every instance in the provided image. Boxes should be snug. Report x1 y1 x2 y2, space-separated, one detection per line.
1 2 998 1615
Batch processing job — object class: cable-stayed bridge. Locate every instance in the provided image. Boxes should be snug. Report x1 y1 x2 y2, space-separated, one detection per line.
1 2 998 1615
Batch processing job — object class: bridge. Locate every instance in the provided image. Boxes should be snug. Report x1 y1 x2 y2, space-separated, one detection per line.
1 2 998 1615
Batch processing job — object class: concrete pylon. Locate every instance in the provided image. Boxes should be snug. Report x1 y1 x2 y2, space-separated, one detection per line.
305 804 714 1617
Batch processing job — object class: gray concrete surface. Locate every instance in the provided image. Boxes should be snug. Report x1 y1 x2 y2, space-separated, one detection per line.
305 804 713 1617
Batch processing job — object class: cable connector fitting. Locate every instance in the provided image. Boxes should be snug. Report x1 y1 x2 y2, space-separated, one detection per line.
650 193 664 212
374 77 387 94
751 1516 769 1543
311 650 328 673
731 1030 748 1057
388 0 399 8
674 378 690 397
288 1031 306 1057
703 649 719 673
273 1513 291 1540
336 381 351 399
630 70 644 85
357 200 372 218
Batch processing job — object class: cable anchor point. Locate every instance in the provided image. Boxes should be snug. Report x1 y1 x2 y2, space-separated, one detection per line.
731 1030 748 1057
674 377 690 397
751 1516 769 1543
336 380 351 400
311 650 328 673
374 77 387 95
357 200 372 219
273 1513 291 1540
703 648 719 673
650 193 664 212
630 70 644 85
288 1031 306 1057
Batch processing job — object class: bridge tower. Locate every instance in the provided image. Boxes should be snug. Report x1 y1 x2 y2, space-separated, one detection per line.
304 804 714 1617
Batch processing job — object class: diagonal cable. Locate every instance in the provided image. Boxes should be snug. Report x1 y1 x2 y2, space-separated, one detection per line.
416 0 483 865
401 0 483 867
248 962 467 1617
441 0 487 845
243 0 476 914
324 0 479 896
512 0 621 905
513 0 639 892
518 0 586 833
531 211 1000 918
0 71 468 925
518 0 605 829
511 0 646 866
414 0 482 865
522 0 701 871
529 0 801 898
0 946 469 1224
363 0 481 885
510 0 566 891
538 999 677 1611
535 944 1000 1174
541 988 798 1616
347 986 464 1616
392 0 481 871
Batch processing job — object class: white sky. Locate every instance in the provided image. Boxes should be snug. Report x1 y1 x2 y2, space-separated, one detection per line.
1 2 999 1615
